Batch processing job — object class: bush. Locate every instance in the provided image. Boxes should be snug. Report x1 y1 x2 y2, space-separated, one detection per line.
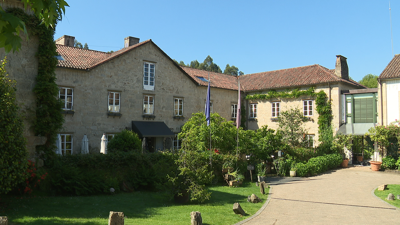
396 158 400 170
107 130 142 153
382 156 397 170
295 153 342 177
46 152 177 196
0 57 28 194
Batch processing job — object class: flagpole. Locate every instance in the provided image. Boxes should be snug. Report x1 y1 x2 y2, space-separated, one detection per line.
236 76 241 168
208 68 212 167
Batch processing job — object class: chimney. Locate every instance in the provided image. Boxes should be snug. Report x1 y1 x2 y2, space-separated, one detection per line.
335 55 349 80
124 36 140 48
55 35 75 47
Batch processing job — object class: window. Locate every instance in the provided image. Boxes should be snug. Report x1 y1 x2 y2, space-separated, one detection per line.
60 134 73 155
305 134 315 148
303 100 313 116
143 95 154 114
196 76 209 82
59 87 73 110
174 98 183 116
272 102 280 117
249 103 257 118
108 92 120 113
143 62 155 90
231 104 238 118
354 97 374 123
174 135 181 150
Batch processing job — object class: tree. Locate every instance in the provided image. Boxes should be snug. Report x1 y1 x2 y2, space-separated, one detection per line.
358 74 378 88
0 0 69 53
107 130 142 153
178 112 237 154
189 60 200 69
74 40 83 48
83 43 89 50
197 55 222 73
0 57 28 194
277 108 308 147
248 126 284 163
223 64 244 76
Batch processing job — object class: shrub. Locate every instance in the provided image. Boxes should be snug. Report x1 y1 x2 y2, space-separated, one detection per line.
396 158 400 170
0 57 28 194
46 152 177 196
107 130 142 153
295 153 341 177
382 156 397 170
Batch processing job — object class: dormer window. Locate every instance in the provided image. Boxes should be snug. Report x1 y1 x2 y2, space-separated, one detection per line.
196 76 209 82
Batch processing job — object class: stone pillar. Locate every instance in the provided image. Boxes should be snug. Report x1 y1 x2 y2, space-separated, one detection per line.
233 203 245 216
190 211 202 225
108 211 124 225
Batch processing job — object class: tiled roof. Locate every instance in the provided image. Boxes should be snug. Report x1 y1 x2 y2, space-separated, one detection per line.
239 64 364 91
180 66 239 90
379 54 400 79
56 40 151 70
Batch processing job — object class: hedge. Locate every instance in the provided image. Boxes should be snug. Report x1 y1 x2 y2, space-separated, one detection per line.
295 153 342 177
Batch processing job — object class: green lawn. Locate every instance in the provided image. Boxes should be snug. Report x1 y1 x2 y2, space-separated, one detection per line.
374 184 400 209
1 182 268 225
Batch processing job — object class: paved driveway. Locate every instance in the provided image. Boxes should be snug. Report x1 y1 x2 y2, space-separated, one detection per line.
241 167 400 225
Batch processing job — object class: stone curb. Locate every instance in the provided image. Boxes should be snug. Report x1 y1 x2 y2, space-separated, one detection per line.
234 186 273 225
371 186 400 211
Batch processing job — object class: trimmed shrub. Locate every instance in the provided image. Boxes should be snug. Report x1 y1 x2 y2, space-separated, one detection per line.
107 130 142 153
295 153 342 177
46 152 177 196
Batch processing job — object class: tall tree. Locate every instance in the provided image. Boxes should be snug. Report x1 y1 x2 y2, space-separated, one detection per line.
74 40 83 48
358 74 378 88
0 0 69 53
83 43 89 50
198 55 222 73
190 60 200 69
224 64 244 76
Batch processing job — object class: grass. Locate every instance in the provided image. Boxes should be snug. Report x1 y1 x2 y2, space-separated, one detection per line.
374 184 400 209
0 182 269 225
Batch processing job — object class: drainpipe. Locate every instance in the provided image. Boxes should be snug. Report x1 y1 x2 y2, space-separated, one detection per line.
378 78 383 125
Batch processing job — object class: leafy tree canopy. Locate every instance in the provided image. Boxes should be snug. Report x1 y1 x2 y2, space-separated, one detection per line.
173 55 244 75
0 0 69 52
107 130 142 153
278 108 309 147
358 74 378 88
74 40 89 50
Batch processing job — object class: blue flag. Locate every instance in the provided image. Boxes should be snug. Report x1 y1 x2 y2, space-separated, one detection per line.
205 81 211 126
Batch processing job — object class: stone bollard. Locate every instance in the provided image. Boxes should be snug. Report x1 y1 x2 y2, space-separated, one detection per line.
259 181 266 195
233 203 245 216
0 217 8 225
190 211 202 225
108 211 124 225
378 184 387 191
0 216 8 225
250 194 261 203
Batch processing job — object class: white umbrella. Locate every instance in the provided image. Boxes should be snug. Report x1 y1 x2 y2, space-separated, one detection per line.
56 134 62 155
81 134 89 154
100 134 107 154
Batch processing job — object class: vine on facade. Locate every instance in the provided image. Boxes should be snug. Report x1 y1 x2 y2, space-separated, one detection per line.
8 8 64 161
245 87 316 100
315 90 333 152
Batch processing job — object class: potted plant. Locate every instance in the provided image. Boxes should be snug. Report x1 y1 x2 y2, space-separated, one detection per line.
290 164 297 177
332 134 353 168
235 173 245 185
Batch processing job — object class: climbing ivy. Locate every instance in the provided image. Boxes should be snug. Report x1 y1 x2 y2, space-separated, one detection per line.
246 87 316 100
7 8 64 160
315 90 333 152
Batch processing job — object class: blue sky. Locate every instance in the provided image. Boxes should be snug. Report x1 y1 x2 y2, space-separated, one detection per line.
55 0 399 82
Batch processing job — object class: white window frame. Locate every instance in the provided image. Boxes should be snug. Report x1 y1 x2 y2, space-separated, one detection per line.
143 62 155 91
59 87 73 110
174 98 183 116
174 135 181 150
231 104 238 118
60 134 73 155
306 134 315 148
143 95 154 114
272 102 280 118
303 100 313 116
249 103 257 118
108 92 121 113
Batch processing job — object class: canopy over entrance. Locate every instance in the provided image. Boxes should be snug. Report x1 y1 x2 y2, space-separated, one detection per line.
131 121 174 138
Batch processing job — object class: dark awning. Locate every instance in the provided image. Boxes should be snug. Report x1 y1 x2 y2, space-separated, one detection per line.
131 121 175 138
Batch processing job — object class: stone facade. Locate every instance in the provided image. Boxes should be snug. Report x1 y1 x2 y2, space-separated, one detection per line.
55 41 238 153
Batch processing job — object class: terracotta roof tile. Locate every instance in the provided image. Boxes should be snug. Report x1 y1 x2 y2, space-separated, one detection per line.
56 40 152 70
180 66 239 90
379 54 400 79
